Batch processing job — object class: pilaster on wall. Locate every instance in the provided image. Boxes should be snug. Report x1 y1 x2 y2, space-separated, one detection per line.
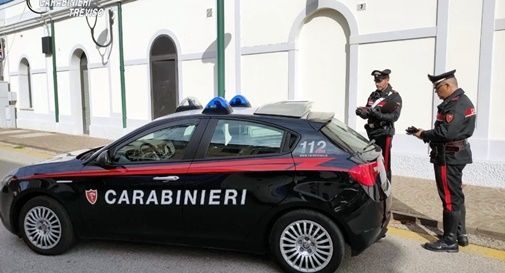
475 0 496 139
433 0 449 123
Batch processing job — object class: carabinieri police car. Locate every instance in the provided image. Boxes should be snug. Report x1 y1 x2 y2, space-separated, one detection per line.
1 96 391 273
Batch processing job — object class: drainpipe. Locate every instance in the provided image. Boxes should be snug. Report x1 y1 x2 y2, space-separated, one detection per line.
117 2 127 128
217 0 225 97
50 20 59 123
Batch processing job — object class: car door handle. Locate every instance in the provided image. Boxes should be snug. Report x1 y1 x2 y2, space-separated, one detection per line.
153 176 179 182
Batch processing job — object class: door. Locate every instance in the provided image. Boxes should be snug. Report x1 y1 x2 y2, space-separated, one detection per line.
77 118 206 242
151 59 177 118
183 118 295 249
150 35 178 119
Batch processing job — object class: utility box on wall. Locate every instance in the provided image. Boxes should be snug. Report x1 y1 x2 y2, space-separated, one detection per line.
0 81 16 128
41 36 53 55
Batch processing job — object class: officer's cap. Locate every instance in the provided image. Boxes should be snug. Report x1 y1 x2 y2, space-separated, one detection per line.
371 69 391 82
428 69 456 86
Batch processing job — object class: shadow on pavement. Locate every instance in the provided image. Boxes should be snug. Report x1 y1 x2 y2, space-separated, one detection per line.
1 231 404 273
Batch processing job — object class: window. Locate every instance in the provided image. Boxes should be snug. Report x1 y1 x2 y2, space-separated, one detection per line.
206 120 284 158
113 122 197 163
321 118 369 153
19 58 33 109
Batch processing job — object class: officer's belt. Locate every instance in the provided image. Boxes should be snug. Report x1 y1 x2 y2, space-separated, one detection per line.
367 121 391 129
431 140 467 152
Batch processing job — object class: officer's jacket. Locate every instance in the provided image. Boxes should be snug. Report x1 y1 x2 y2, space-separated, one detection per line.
364 84 402 139
421 88 476 165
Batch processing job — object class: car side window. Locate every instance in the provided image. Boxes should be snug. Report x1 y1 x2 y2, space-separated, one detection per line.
206 119 284 158
112 122 197 164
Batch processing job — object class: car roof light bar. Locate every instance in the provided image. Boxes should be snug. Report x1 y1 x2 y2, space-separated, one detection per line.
229 95 251 107
175 97 203 112
203 97 233 114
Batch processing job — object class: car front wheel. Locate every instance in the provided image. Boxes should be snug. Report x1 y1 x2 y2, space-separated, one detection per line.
18 196 75 255
270 210 345 273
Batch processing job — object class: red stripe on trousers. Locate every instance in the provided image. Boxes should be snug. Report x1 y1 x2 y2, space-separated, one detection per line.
384 136 392 172
440 165 453 211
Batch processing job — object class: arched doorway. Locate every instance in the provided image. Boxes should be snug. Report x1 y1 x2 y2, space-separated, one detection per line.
19 58 33 109
298 9 350 121
79 52 90 134
150 35 178 119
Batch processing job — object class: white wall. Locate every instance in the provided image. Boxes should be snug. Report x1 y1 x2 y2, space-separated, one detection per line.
241 52 289 105
445 0 483 106
122 0 216 58
496 0 505 18
241 0 305 47
490 31 505 140
298 8 348 121
353 0 437 34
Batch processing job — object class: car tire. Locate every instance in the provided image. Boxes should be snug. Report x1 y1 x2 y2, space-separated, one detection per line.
18 196 75 255
270 210 345 273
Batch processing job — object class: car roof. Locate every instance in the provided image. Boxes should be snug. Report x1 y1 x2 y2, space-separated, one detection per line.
155 101 335 123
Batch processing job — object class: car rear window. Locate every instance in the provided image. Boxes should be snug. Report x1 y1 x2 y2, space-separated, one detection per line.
321 118 369 153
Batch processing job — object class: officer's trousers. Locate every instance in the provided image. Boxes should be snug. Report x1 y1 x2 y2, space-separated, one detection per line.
374 135 393 182
433 164 467 236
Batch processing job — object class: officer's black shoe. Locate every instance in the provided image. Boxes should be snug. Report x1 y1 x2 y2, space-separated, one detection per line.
457 234 469 247
423 238 459 253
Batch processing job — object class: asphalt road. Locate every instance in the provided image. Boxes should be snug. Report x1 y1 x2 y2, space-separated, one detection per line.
1 220 504 273
0 149 504 273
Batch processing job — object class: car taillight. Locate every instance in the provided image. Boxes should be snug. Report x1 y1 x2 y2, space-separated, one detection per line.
349 162 378 187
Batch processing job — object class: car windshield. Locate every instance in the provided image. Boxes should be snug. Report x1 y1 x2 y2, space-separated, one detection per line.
321 118 369 153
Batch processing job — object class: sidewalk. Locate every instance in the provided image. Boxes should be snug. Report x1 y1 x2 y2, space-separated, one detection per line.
1 128 504 242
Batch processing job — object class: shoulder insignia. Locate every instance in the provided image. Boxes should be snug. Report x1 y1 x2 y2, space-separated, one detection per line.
464 107 476 118
445 114 454 123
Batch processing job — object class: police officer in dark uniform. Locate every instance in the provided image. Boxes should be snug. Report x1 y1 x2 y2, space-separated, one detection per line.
407 69 476 252
356 69 402 182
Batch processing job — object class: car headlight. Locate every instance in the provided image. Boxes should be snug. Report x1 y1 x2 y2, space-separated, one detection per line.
1 168 16 188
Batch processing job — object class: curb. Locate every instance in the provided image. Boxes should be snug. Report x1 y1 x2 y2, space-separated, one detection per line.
392 210 505 242
0 139 66 154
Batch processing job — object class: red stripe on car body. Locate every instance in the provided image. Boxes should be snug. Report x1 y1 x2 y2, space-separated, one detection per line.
16 157 348 181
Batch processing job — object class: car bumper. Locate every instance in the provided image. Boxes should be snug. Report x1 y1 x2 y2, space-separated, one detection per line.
344 194 392 255
0 189 15 234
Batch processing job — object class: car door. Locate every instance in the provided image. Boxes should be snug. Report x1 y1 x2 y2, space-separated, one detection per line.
183 118 296 250
77 118 206 242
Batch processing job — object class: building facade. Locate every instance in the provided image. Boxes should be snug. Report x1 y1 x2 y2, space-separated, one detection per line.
1 0 504 187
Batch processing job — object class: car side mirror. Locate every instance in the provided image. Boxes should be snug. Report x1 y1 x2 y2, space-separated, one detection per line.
96 150 112 167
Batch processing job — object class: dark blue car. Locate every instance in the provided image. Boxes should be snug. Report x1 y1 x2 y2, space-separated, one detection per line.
1 96 391 273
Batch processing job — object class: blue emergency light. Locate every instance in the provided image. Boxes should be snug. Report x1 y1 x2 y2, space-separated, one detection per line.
229 95 251 107
203 97 233 114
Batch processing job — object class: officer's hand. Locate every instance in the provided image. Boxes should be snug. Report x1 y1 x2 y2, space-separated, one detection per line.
414 129 424 139
370 108 383 119
355 107 369 119
405 126 418 135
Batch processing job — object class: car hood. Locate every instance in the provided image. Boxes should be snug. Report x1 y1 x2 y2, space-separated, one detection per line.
39 149 90 164
13 150 88 179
